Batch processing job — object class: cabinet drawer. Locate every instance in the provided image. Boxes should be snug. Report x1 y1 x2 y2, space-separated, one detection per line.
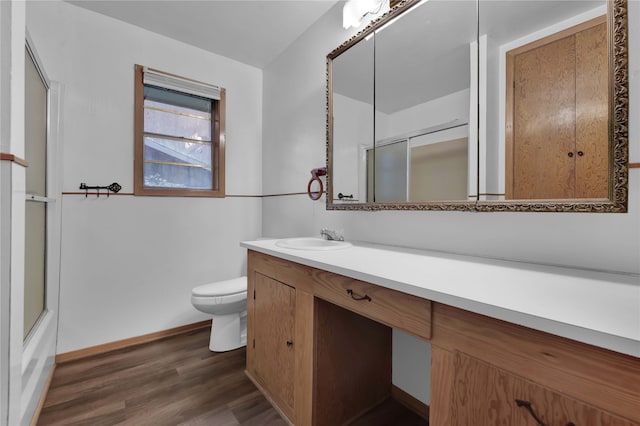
434 349 638 426
313 272 432 340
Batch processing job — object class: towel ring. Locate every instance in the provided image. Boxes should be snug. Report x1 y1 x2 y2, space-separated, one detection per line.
307 167 327 200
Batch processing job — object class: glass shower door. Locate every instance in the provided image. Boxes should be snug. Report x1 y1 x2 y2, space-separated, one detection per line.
24 46 48 339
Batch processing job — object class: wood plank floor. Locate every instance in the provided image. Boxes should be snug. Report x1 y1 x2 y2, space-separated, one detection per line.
38 326 428 425
38 327 287 426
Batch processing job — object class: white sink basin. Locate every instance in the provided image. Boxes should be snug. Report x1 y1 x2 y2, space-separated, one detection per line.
275 237 352 251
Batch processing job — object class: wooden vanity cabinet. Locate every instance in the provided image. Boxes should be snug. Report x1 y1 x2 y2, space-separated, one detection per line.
246 250 640 426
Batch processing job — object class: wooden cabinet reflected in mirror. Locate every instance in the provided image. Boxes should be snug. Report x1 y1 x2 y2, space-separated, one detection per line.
506 16 608 200
327 0 628 212
476 0 627 211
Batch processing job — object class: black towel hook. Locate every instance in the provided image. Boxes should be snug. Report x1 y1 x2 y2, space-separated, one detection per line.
79 182 122 198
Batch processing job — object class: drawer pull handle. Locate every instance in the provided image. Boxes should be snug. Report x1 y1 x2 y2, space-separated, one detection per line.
286 340 293 347
347 289 371 302
516 400 575 426
516 399 546 426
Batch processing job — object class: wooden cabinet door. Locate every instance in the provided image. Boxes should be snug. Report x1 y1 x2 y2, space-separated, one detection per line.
506 16 608 200
511 32 577 200
431 348 638 426
575 21 609 198
252 273 296 416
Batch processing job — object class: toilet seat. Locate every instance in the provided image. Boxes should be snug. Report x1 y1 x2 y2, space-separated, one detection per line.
192 277 246 297
191 292 246 306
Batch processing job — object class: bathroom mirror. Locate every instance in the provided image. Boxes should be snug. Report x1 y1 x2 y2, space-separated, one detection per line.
326 0 628 212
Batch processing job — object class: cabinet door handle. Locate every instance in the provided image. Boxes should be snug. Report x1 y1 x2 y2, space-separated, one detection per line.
577 151 584 156
567 152 574 158
347 289 371 302
286 340 293 347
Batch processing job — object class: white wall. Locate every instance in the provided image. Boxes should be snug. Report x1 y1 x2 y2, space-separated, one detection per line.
263 1 640 404
383 89 470 140
26 0 263 354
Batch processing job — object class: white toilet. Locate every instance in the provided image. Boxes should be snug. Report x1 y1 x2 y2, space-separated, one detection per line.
191 276 247 352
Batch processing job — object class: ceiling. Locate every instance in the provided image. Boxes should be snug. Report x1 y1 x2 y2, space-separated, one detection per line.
67 0 340 69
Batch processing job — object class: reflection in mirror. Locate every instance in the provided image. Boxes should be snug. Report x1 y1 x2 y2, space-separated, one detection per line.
329 0 479 206
479 0 609 201
373 0 478 203
331 34 374 203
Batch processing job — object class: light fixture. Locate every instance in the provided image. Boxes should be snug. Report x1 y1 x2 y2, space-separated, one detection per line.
363 0 430 40
343 0 390 30
376 0 430 33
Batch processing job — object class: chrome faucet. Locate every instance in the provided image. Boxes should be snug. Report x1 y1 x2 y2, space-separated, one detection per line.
320 228 344 241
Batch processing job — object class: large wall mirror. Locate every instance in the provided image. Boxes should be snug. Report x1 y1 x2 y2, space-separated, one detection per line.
327 0 628 212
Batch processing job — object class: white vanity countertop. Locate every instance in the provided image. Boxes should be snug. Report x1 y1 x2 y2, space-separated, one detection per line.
241 238 640 358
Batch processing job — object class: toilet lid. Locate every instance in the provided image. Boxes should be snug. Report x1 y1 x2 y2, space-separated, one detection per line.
192 277 247 297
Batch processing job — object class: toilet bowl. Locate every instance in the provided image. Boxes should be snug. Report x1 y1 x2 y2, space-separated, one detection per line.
191 277 247 352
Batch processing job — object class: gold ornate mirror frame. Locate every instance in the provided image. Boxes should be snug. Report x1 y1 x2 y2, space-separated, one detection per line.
326 0 628 212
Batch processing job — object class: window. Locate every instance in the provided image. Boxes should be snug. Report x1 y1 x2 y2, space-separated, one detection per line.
134 65 225 196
